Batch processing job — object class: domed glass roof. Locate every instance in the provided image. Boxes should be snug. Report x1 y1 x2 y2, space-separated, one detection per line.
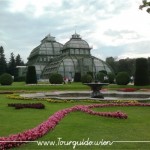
27 34 63 79
63 33 90 49
28 34 63 59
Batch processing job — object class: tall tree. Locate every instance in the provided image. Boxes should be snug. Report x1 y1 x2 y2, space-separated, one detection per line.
148 57 150 83
0 46 7 75
8 53 16 76
117 58 135 76
15 54 25 80
106 57 136 76
106 57 117 74
26 66 37 84
139 0 150 13
15 54 24 66
134 58 149 86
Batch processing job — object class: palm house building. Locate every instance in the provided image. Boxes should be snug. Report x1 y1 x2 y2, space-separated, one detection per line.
27 33 112 80
27 34 63 79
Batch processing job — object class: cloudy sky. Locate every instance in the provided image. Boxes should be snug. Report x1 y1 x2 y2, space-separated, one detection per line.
0 0 150 62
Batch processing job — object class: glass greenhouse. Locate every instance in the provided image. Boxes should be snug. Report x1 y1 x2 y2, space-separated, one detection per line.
27 34 63 79
40 33 112 80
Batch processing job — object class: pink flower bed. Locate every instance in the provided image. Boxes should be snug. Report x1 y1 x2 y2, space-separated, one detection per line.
117 88 137 92
0 103 150 149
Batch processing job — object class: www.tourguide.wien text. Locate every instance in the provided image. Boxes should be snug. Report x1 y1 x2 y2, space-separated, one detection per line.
36 138 113 149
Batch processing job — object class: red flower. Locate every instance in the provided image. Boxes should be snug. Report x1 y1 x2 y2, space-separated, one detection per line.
1 103 150 149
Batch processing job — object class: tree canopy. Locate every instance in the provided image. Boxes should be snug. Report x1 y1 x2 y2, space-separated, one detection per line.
139 0 150 13
0 46 7 75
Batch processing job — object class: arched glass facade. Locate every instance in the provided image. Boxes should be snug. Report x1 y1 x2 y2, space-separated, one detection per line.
28 33 113 79
42 33 113 79
42 55 112 79
27 34 63 79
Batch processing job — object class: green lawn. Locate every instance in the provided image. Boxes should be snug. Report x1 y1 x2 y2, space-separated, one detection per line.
0 82 150 92
0 82 89 92
0 94 150 150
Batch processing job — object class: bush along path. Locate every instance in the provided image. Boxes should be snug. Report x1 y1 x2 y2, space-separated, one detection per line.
1 103 150 149
8 103 45 109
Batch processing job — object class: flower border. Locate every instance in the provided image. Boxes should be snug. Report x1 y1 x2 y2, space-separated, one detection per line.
1 103 150 149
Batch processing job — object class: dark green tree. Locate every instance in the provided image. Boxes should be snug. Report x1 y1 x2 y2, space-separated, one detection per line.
148 57 150 84
0 46 7 75
15 54 24 66
96 72 105 82
116 72 130 85
134 58 149 86
139 0 150 13
0 73 13 85
8 53 16 77
74 72 81 82
148 57 150 74
15 54 25 81
106 57 117 74
49 73 63 84
81 74 92 83
106 57 135 76
117 58 135 76
26 66 37 84
107 72 115 84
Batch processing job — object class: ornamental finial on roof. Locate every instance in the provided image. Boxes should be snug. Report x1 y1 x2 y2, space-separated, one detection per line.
75 25 77 34
47 33 51 37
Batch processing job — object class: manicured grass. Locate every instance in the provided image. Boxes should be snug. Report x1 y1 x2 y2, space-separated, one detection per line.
0 95 150 149
106 84 150 90
0 82 89 92
0 82 150 92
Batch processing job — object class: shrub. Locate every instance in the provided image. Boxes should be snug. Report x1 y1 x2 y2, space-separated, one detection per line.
8 103 45 109
107 73 115 84
116 72 130 85
134 58 149 86
99 70 107 75
49 73 63 84
74 72 81 82
26 66 37 84
0 73 13 85
81 74 92 83
87 71 94 78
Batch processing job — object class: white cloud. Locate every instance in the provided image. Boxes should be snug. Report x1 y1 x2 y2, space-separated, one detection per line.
0 0 150 62
8 0 63 17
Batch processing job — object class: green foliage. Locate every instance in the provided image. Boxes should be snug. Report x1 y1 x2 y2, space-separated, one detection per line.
0 73 13 85
134 58 149 86
99 70 107 75
26 66 37 84
148 57 150 82
81 74 92 83
96 72 105 82
0 46 7 75
49 73 63 84
15 54 24 66
8 53 16 76
87 71 94 78
139 0 150 13
117 59 135 76
74 72 81 82
116 72 130 85
106 57 136 76
106 57 117 74
108 72 115 84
